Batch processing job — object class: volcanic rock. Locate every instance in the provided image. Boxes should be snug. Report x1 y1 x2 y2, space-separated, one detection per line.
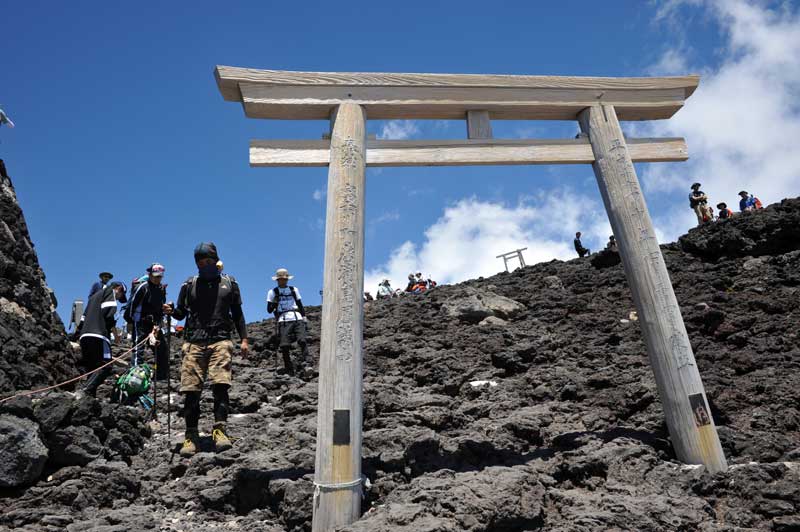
0 177 77 394
1 196 799 531
0 414 48 488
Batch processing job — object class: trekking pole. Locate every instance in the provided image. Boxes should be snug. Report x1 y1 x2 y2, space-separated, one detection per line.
151 322 159 421
166 314 172 444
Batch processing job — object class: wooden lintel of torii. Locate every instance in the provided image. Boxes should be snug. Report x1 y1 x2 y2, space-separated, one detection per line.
214 65 726 532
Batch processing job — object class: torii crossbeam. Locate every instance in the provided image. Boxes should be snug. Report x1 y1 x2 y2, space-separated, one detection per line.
215 65 726 532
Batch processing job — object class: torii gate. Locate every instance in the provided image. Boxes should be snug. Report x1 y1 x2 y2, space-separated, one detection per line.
214 66 727 531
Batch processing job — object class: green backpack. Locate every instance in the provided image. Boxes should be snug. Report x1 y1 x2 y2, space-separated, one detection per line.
111 363 154 410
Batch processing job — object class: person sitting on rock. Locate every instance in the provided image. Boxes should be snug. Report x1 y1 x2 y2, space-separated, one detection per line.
405 273 416 293
364 292 374 301
267 268 311 378
738 190 763 212
574 232 590 258
606 235 618 252
123 263 170 381
716 202 733 220
78 281 128 398
689 182 712 226
167 242 249 457
376 279 393 299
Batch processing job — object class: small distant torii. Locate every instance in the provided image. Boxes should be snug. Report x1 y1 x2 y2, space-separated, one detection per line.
496 248 527 272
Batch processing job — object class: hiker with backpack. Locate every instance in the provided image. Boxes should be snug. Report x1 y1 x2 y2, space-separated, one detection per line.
167 242 248 456
717 202 733 220
267 268 311 377
78 281 128 398
738 190 763 212
124 263 170 381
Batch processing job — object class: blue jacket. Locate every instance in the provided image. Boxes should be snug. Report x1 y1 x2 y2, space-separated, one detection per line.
739 195 756 212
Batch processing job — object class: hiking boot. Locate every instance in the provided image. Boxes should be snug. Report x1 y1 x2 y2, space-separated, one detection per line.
180 430 199 457
212 423 232 453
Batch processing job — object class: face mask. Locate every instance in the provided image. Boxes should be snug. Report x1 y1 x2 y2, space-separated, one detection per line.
198 263 219 280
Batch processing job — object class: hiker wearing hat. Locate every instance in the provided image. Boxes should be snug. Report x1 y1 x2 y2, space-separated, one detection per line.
167 242 248 457
267 268 311 377
689 182 712 225
738 190 763 212
78 280 128 398
124 263 170 380
88 271 114 300
376 279 393 299
717 202 733 220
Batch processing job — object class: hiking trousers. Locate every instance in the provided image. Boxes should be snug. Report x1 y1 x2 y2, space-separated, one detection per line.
131 322 169 381
278 320 310 373
79 336 113 396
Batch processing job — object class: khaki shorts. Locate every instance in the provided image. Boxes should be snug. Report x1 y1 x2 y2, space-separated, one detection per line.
180 340 233 392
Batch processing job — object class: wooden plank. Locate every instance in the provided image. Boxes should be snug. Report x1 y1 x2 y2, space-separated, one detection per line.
312 103 366 532
238 83 688 121
216 65 699 99
578 104 727 474
467 110 492 139
249 137 689 167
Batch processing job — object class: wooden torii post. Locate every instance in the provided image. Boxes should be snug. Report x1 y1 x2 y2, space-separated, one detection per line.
497 247 528 272
215 66 727 531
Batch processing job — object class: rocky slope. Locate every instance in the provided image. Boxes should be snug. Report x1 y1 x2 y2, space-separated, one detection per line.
1 198 799 531
0 175 77 394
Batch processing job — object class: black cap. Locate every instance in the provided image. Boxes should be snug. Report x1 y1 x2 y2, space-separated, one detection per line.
194 242 219 262
717 202 727 208
739 190 748 195
691 182 701 189
109 281 127 303
99 271 113 279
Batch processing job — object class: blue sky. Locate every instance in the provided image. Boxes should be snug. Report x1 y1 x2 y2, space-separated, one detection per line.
3 1 799 326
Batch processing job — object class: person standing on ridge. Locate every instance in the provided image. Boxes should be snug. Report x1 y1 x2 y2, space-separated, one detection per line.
574 232 590 258
78 281 128 398
124 263 170 380
167 242 248 457
606 235 618 252
689 182 711 226
267 268 311 377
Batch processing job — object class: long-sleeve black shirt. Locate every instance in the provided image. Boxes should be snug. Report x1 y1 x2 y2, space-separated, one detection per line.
171 274 247 343
123 280 165 326
80 285 118 344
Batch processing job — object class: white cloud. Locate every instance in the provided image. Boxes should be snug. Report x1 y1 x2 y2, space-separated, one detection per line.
365 190 609 292
312 189 325 201
378 120 420 140
642 0 800 239
372 210 400 224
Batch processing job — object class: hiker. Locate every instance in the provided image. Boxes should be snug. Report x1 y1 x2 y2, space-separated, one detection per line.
167 242 248 456
689 182 712 225
78 281 127 398
364 292 374 301
267 268 311 377
717 202 733 220
606 235 618 252
574 232 590 258
738 190 763 212
405 274 416 293
376 279 393 299
88 272 114 300
124 263 170 380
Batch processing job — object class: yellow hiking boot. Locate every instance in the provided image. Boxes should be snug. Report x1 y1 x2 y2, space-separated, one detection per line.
180 430 199 457
213 423 232 453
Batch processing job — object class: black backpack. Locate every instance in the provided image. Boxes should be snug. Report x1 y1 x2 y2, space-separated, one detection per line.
271 286 300 319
